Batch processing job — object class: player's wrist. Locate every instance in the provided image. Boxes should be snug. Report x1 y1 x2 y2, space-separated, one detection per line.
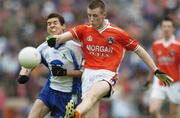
62 69 67 76
154 69 159 75
46 35 56 47
55 69 67 76
154 69 165 75
17 75 30 84
51 65 67 76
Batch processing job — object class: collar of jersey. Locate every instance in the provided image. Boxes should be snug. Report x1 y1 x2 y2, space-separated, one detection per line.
162 35 176 47
97 19 110 33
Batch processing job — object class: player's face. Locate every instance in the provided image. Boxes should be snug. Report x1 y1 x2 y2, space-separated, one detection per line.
87 7 106 29
47 17 65 35
161 21 174 38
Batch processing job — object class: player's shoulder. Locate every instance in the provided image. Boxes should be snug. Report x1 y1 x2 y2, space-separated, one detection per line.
108 23 122 30
77 22 91 28
153 39 163 45
176 38 180 42
65 40 82 53
65 40 81 48
37 41 49 51
65 40 82 56
173 38 180 45
107 23 128 34
84 22 91 26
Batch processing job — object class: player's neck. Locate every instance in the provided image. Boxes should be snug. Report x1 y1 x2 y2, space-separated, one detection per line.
164 35 174 41
96 19 108 31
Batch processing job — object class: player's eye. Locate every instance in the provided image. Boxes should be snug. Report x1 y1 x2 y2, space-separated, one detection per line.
93 14 98 17
47 22 51 26
88 14 91 17
88 14 97 18
53 21 58 25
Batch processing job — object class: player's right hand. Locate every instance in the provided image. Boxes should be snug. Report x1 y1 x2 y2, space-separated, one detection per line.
51 65 67 76
154 69 174 86
17 75 29 84
46 35 56 47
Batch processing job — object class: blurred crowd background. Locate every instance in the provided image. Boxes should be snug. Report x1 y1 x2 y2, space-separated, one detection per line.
0 0 179 118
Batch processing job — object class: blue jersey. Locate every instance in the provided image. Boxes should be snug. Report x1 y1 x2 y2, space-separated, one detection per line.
37 40 83 92
36 40 83 117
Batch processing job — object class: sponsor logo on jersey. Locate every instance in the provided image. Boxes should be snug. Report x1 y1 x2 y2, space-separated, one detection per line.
170 49 175 56
86 45 113 57
107 36 114 44
50 60 64 66
86 45 113 53
87 35 93 41
158 56 174 65
62 54 67 59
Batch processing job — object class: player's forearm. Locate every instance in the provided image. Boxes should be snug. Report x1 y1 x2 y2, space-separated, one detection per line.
66 70 82 77
147 70 154 82
57 32 73 44
135 45 158 72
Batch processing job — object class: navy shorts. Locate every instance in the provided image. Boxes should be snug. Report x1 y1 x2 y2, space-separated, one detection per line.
38 85 72 118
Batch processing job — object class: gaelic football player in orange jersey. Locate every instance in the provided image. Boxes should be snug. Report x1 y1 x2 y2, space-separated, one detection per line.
46 1 173 118
148 17 180 118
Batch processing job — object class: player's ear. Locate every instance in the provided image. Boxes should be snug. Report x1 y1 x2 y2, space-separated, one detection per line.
102 11 107 18
173 27 175 33
62 24 66 31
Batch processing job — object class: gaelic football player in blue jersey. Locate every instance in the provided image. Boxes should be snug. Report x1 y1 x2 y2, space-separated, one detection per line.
18 13 83 118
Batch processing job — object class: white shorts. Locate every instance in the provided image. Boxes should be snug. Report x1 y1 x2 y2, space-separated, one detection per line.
81 68 117 98
150 76 180 104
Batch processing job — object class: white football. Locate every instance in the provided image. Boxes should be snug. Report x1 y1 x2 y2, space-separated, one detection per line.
18 47 41 69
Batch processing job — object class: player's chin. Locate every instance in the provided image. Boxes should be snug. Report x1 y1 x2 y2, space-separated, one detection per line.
49 31 59 35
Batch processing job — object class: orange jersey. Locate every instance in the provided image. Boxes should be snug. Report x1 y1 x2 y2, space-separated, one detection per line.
69 20 139 72
152 37 180 82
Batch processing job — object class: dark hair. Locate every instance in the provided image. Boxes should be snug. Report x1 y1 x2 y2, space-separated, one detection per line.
160 16 175 27
47 13 65 25
88 0 106 12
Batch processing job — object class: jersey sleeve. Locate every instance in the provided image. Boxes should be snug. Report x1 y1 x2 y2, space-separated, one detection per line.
69 25 84 42
118 30 139 51
36 42 48 67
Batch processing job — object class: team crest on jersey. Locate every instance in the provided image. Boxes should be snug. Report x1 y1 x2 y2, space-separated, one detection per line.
107 36 114 45
157 50 162 56
87 35 93 41
170 49 175 56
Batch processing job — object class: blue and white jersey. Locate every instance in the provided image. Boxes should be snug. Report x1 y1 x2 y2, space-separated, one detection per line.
37 40 83 92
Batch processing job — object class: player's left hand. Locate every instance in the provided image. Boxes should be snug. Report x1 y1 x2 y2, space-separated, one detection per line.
17 75 29 84
51 64 67 76
154 69 174 86
46 35 57 47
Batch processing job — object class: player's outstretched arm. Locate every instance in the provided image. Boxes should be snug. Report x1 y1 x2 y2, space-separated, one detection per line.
46 32 73 47
66 70 82 77
134 45 173 86
17 67 31 84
